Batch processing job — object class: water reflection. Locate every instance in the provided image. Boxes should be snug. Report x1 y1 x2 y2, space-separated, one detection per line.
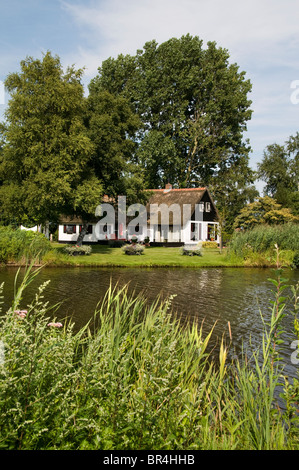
0 266 298 379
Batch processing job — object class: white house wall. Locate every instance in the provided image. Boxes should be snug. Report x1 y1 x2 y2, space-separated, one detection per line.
181 221 219 245
58 221 219 244
58 224 99 243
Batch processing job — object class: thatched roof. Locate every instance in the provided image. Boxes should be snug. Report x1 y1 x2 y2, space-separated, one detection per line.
146 187 214 225
59 187 218 227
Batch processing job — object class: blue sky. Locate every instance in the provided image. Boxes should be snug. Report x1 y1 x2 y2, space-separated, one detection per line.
1 0 299 191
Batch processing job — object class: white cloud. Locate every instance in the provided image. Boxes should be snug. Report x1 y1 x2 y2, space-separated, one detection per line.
61 0 299 72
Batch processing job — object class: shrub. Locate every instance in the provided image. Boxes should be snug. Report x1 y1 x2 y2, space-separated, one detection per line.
63 245 92 256
0 226 51 264
108 240 125 247
181 247 202 257
122 244 144 255
292 251 299 269
201 241 218 249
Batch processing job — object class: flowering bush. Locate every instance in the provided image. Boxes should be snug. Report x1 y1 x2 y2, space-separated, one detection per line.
63 245 92 256
181 247 202 257
122 244 144 255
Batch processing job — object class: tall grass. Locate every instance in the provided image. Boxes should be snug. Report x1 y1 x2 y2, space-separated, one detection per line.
229 224 299 266
0 261 298 450
0 226 51 264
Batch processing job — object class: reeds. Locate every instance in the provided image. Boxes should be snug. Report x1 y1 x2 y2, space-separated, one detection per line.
0 226 51 264
0 262 298 449
229 223 299 266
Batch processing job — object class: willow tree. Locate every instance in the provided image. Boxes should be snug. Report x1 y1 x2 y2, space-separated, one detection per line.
0 52 103 236
91 34 253 191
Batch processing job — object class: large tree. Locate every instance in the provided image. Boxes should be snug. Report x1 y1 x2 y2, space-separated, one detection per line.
85 87 146 205
91 34 253 190
257 135 299 213
0 52 103 233
0 52 147 244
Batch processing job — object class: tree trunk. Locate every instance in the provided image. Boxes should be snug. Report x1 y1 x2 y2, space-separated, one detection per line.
43 221 50 239
219 227 223 252
76 221 88 246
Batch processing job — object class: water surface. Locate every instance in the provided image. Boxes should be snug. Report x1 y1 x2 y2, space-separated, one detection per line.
0 266 298 379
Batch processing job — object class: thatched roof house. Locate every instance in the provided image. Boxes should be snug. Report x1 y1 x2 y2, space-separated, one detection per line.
143 184 219 244
58 184 219 245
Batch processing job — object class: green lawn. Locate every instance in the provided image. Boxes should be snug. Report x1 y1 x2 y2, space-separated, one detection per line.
45 244 244 267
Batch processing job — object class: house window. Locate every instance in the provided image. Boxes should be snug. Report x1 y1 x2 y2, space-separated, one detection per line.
63 225 76 235
205 202 211 212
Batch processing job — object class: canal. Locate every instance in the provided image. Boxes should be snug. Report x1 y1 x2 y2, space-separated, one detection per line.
0 265 298 379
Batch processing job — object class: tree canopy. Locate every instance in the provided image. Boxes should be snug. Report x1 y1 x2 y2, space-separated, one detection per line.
0 52 147 232
91 34 253 191
233 196 299 230
0 38 265 238
0 52 103 226
257 134 299 214
86 88 146 205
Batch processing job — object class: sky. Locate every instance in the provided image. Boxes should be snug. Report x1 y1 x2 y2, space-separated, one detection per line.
0 0 299 192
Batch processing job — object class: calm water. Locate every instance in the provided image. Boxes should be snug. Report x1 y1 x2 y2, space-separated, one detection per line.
0 266 299 379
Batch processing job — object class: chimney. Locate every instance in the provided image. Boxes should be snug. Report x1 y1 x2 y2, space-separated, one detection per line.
165 183 172 190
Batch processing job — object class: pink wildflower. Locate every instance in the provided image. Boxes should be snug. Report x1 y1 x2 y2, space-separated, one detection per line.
14 310 27 319
47 322 63 328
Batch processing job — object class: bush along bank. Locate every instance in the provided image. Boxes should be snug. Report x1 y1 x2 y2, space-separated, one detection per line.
0 226 51 265
229 223 299 267
0 256 298 450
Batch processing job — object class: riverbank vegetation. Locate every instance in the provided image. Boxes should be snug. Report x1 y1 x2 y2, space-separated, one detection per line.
0 226 51 265
0 224 299 268
0 262 298 450
229 223 299 268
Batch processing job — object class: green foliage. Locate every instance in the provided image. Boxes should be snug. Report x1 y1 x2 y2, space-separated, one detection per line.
86 87 146 205
211 178 259 235
257 133 299 213
93 34 253 190
292 251 299 269
234 196 299 231
0 266 298 449
122 244 144 255
107 240 125 248
229 224 299 259
0 226 51 263
0 52 102 225
291 282 299 339
62 245 92 256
